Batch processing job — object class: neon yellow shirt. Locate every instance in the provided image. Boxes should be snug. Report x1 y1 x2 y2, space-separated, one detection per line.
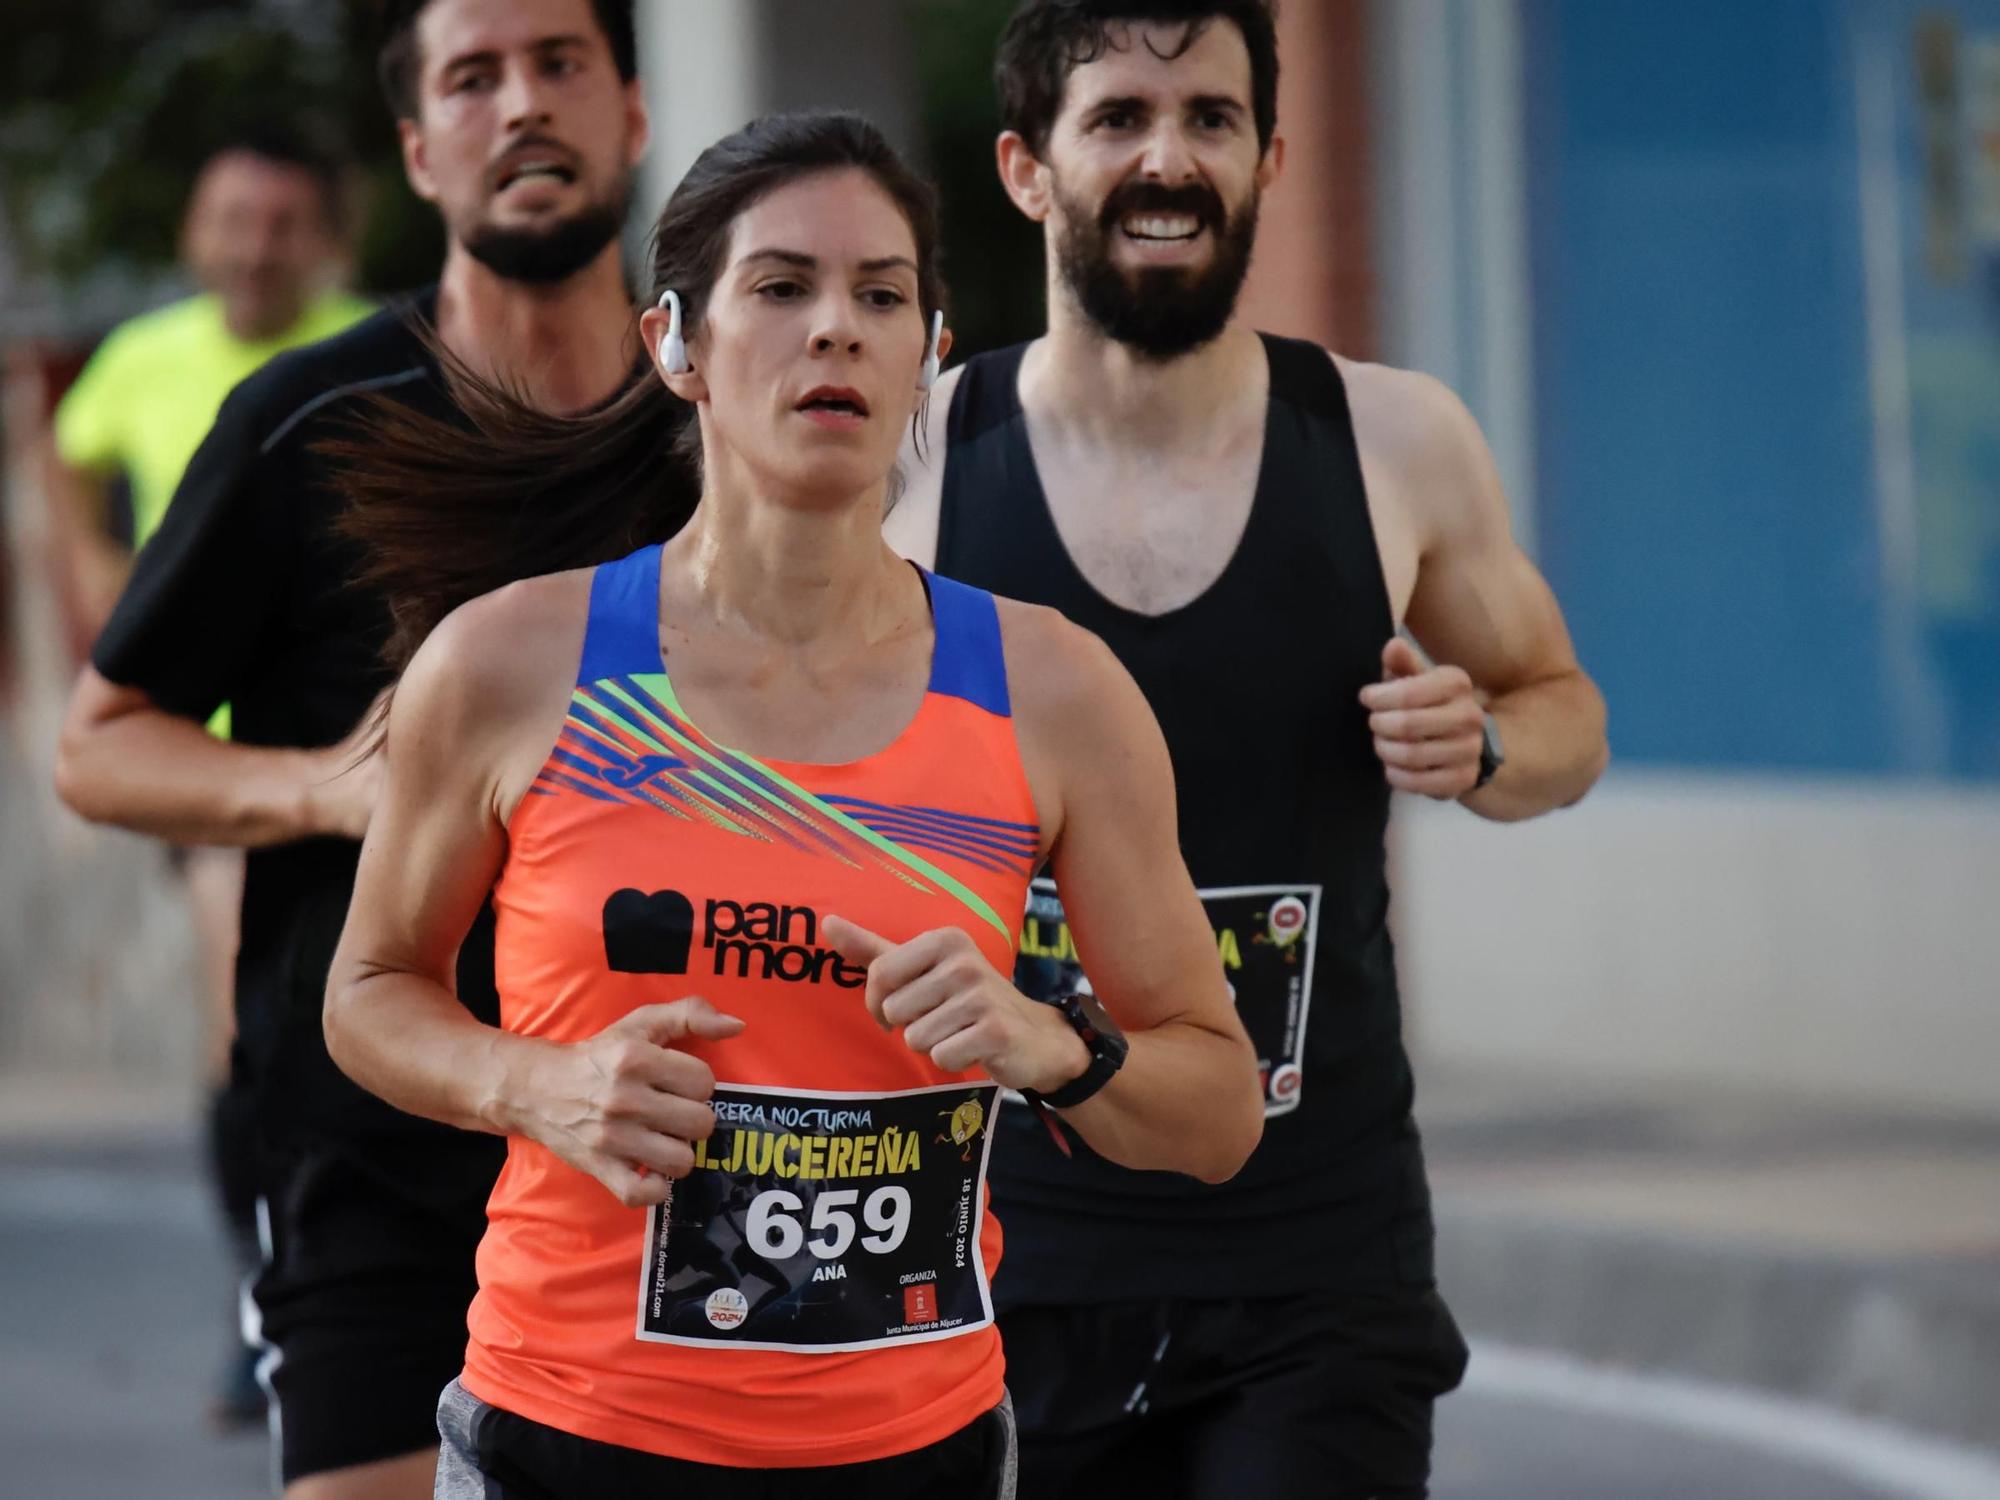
55 289 373 737
55 289 375 546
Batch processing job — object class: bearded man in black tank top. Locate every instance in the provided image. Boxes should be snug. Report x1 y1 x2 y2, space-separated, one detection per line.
888 4 1609 1497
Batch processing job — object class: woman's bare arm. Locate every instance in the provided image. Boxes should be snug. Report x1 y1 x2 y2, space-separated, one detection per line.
323 576 741 1208
1014 607 1264 1181
824 603 1262 1184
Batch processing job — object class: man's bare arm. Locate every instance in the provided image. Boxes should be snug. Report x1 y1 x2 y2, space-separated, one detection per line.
55 667 378 846
1350 362 1608 822
43 457 133 631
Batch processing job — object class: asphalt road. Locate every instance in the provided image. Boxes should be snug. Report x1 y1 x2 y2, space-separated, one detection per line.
2 1134 1990 1499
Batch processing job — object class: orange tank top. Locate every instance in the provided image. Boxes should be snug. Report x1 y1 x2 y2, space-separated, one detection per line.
462 544 1040 1467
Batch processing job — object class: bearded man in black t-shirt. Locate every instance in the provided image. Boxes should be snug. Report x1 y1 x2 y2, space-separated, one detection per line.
55 3 652 1495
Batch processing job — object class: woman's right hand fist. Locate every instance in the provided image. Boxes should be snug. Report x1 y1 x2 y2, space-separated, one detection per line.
519 997 745 1207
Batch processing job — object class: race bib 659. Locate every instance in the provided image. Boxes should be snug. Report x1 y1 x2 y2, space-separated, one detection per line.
637 1081 1000 1353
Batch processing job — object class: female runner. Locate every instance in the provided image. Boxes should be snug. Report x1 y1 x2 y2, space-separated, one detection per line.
325 111 1262 1499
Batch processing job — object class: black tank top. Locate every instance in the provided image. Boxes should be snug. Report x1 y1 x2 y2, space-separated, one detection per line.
937 334 1436 1301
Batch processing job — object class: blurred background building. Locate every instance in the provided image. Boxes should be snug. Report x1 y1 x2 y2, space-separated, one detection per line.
10 0 1995 1103
628 0 2000 1113
2 2 1996 1495
1374 0 2000 1120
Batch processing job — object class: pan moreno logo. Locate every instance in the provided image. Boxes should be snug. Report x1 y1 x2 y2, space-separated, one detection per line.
602 889 868 988
706 897 870 988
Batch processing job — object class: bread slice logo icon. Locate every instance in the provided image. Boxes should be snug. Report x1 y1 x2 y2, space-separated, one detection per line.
603 888 696 975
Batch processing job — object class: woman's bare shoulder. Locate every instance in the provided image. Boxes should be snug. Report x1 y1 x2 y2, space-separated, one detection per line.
395 569 594 749
993 595 1135 727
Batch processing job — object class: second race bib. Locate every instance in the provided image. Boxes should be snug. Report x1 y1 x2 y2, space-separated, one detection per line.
1016 879 1322 1116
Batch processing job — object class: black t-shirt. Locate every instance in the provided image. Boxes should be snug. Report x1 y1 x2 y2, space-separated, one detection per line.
92 289 503 1200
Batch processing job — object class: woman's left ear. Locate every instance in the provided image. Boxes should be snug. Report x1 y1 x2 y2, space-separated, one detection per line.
640 299 707 403
918 310 951 392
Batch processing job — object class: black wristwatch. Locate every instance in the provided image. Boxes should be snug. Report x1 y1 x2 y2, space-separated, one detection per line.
1023 991 1128 1111
1472 711 1506 790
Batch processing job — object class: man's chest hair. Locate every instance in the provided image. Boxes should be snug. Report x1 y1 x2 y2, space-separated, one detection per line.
1038 442 1263 615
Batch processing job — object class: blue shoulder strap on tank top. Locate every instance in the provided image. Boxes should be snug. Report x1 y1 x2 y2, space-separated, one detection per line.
923 569 1011 719
577 543 665 685
578 545 1009 717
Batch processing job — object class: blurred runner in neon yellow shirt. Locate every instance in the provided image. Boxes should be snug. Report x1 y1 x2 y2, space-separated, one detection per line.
57 284 371 549
54 125 371 629
47 121 368 1435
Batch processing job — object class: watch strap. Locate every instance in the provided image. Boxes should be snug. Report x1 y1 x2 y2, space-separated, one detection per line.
1473 711 1505 790
1023 992 1127 1111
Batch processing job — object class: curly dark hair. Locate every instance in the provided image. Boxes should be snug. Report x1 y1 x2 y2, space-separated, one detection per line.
995 0 1280 157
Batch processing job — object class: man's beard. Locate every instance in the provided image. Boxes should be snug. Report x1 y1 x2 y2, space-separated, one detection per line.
1055 175 1259 361
462 176 630 286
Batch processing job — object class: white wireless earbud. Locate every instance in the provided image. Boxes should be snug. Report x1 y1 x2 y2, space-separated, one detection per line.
918 308 944 391
657 289 690 376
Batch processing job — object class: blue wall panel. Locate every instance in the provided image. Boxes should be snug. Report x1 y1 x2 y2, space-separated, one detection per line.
1525 0 1895 773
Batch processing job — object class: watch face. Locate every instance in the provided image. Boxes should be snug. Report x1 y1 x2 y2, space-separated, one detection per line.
1075 992 1124 1042
1074 994 1130 1072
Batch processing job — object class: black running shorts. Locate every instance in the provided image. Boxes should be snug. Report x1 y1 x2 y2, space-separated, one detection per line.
433 1378 1018 1498
250 1145 494 1484
1000 1287 1468 1500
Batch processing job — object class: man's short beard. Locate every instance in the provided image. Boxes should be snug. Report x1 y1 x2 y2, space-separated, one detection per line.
1055 176 1259 361
461 181 629 286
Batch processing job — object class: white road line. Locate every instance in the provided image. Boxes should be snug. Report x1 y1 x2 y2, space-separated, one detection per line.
1466 1341 2000 1500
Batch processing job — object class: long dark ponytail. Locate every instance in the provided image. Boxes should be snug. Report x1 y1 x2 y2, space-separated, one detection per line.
330 110 946 675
